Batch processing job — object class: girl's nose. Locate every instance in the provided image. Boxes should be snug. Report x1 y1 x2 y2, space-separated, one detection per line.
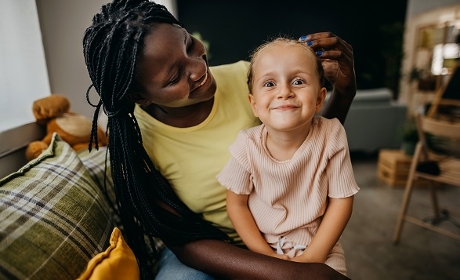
277 83 294 99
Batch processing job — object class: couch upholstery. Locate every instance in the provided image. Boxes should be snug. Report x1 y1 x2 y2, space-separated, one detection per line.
0 134 113 279
323 88 407 153
0 133 161 279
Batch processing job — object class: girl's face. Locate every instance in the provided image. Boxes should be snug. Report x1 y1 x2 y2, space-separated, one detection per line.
132 23 216 109
249 41 326 133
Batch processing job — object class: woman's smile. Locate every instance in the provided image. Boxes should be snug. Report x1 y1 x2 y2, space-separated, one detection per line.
191 69 209 94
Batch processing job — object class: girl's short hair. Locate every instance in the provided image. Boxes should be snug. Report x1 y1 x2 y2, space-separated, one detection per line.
247 37 325 92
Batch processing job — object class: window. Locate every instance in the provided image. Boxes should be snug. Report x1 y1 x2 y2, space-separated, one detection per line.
431 43 459 75
0 1 50 132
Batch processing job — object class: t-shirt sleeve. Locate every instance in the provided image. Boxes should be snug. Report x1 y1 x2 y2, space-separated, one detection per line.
216 131 253 195
326 120 360 198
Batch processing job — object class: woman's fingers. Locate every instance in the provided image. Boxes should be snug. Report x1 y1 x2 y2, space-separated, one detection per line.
299 32 355 93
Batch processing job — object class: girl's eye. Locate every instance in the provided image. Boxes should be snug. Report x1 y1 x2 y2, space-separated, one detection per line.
263 81 275 87
293 78 304 85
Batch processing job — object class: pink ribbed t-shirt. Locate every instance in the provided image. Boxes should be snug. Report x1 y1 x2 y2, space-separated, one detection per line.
217 117 359 274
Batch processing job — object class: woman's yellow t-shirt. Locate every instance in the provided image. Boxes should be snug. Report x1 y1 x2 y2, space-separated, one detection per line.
135 60 260 242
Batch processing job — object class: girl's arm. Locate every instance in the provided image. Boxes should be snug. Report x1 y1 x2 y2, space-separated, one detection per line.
226 191 287 260
293 196 354 263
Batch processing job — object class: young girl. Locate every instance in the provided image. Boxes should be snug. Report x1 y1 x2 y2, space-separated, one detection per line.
83 0 357 278
217 38 360 276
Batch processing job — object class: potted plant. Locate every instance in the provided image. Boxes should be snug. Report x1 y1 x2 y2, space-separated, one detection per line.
408 66 437 92
401 121 419 155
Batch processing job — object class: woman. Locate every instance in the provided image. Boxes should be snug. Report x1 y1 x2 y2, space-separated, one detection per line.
83 0 356 279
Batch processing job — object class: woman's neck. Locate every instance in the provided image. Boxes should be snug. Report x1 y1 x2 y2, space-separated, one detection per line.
142 97 214 128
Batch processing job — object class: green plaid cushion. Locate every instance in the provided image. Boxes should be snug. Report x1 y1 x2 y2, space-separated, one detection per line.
0 133 114 280
77 147 113 197
77 147 119 227
77 147 166 270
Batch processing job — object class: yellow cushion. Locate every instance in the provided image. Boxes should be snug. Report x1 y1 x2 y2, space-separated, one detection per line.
77 227 140 280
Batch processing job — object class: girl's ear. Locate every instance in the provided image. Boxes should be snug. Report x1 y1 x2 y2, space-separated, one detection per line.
316 87 327 113
248 93 259 117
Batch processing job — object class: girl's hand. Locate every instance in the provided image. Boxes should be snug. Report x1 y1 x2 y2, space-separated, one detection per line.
290 252 323 263
270 253 290 261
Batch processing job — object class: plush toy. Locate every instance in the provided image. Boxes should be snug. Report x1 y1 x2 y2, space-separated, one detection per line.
25 94 108 161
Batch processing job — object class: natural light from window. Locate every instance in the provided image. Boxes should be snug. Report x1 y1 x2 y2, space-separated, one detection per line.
431 43 459 75
0 1 50 132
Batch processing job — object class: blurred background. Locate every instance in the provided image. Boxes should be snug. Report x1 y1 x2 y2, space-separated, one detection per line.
3 0 456 126
177 0 408 96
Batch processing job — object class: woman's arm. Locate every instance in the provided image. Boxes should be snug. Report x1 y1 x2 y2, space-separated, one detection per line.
226 191 287 259
168 239 350 280
293 196 354 263
301 32 357 124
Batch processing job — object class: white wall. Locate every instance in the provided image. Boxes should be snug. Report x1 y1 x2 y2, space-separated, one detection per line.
36 0 110 119
0 0 178 175
36 0 177 121
156 0 177 16
0 1 50 132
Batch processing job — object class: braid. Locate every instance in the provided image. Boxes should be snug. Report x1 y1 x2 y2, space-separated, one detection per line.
83 1 230 277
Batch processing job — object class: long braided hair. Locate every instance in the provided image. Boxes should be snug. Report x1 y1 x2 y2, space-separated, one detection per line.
83 0 230 277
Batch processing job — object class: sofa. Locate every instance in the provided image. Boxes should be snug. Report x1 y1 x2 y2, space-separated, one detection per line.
322 88 408 154
0 133 155 279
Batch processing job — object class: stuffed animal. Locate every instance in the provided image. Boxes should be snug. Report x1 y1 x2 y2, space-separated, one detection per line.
25 94 108 161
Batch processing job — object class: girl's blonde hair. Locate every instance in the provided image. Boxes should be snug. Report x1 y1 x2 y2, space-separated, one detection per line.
247 37 325 92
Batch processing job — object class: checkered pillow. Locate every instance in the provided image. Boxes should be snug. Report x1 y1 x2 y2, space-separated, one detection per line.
77 147 119 228
78 147 166 258
0 133 114 280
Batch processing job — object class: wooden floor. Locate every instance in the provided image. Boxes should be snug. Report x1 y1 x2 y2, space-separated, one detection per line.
342 152 460 280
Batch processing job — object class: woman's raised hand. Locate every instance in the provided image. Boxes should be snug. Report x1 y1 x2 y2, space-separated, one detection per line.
300 32 356 96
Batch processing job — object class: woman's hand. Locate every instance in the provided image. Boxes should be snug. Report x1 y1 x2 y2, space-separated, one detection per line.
300 32 357 124
300 32 356 97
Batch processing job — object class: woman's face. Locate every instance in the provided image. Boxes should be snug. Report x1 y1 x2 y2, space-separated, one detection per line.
133 23 216 109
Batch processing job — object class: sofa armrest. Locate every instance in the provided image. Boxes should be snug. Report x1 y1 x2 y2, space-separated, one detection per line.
322 87 408 153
